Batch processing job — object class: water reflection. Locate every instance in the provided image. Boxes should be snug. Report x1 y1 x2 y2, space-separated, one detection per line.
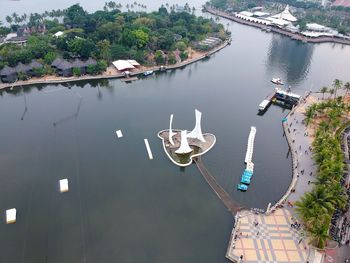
266 35 314 87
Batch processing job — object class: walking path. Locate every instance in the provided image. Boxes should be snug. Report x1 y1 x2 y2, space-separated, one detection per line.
227 92 325 263
0 40 230 91
194 157 242 215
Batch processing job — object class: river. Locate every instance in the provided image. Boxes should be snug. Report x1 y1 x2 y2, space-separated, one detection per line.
1 2 350 263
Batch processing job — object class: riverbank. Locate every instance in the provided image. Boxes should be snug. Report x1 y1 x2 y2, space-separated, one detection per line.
0 40 230 91
205 7 350 46
226 92 325 262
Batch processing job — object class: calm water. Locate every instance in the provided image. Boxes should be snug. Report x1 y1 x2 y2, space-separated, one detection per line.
1 4 350 263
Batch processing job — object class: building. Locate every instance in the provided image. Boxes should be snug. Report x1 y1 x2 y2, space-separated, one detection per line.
0 65 17 83
270 5 297 22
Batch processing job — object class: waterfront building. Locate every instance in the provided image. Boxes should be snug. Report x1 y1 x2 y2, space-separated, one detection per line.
0 65 17 83
270 5 297 22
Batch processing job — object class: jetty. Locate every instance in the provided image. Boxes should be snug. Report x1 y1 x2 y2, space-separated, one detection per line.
194 157 242 214
244 127 256 164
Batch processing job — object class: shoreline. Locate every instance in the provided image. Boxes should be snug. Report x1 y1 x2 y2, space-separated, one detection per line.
226 92 320 262
205 7 350 46
0 39 230 91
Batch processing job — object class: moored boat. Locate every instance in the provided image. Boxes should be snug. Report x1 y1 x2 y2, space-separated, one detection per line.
237 184 248 191
143 70 154 76
271 78 284 85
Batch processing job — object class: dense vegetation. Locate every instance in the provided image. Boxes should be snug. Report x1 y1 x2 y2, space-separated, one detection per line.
295 79 350 248
0 2 227 74
207 0 350 34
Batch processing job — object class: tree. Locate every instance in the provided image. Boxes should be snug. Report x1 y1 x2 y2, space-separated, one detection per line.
320 86 328 100
97 40 111 61
111 44 129 60
5 16 13 25
333 79 343 98
133 29 149 49
343 82 350 98
44 51 57 64
64 4 87 28
73 67 81 76
154 50 164 65
309 220 331 249
168 52 176 64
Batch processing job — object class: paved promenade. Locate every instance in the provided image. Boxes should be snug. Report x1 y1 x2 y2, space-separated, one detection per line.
227 93 325 263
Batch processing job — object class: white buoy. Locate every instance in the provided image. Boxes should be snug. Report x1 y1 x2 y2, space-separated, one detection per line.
59 179 69 193
116 130 123 138
144 139 153 160
6 208 16 224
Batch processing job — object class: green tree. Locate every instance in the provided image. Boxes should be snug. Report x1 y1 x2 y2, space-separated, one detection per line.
133 29 149 49
154 50 164 65
320 86 328 100
97 40 111 61
44 51 57 64
73 67 81 76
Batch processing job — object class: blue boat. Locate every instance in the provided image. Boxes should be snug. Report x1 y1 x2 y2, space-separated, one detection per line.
237 184 248 191
241 175 251 184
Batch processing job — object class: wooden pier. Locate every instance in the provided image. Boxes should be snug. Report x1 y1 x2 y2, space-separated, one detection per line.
194 156 242 215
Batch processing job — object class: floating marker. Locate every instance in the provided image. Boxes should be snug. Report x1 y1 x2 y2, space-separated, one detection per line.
59 179 69 193
144 139 153 160
116 130 123 138
6 208 16 224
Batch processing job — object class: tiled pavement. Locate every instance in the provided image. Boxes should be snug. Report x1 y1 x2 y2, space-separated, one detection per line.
227 209 309 262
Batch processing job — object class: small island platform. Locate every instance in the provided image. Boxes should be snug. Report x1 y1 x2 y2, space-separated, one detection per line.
158 129 216 167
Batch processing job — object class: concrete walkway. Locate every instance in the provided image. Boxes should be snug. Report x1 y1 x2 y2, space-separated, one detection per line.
227 92 326 263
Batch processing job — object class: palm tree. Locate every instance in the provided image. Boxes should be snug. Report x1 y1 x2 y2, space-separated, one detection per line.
309 220 331 249
332 79 342 99
343 82 350 98
329 88 335 99
6 15 13 25
320 86 328 100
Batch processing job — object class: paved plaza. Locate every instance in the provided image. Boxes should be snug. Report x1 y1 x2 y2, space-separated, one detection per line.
227 209 309 262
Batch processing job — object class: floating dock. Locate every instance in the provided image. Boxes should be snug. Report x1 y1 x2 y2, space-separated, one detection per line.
238 127 256 191
6 208 16 224
116 130 123 138
144 139 153 160
59 179 69 193
259 88 301 113
244 127 256 164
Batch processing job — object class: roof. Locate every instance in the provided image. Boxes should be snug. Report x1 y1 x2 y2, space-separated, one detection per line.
0 65 16 75
270 5 297 22
72 58 86 68
85 58 97 66
53 31 64 37
239 11 253 17
112 60 135 71
253 11 270 17
333 0 350 7
56 61 73 70
29 60 43 69
265 17 291 27
51 58 64 67
15 62 31 73
306 23 328 32
236 14 271 25
127 60 140 66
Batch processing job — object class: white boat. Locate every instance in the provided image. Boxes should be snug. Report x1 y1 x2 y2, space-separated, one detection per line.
143 70 154 76
271 78 284 85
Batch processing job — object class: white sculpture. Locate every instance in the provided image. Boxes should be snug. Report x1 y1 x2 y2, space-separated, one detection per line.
169 114 177 146
187 109 206 142
175 130 193 154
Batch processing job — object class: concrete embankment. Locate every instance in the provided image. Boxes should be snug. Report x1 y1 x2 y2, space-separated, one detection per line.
205 7 350 46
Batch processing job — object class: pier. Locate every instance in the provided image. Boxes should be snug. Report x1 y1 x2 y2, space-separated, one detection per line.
194 157 242 215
